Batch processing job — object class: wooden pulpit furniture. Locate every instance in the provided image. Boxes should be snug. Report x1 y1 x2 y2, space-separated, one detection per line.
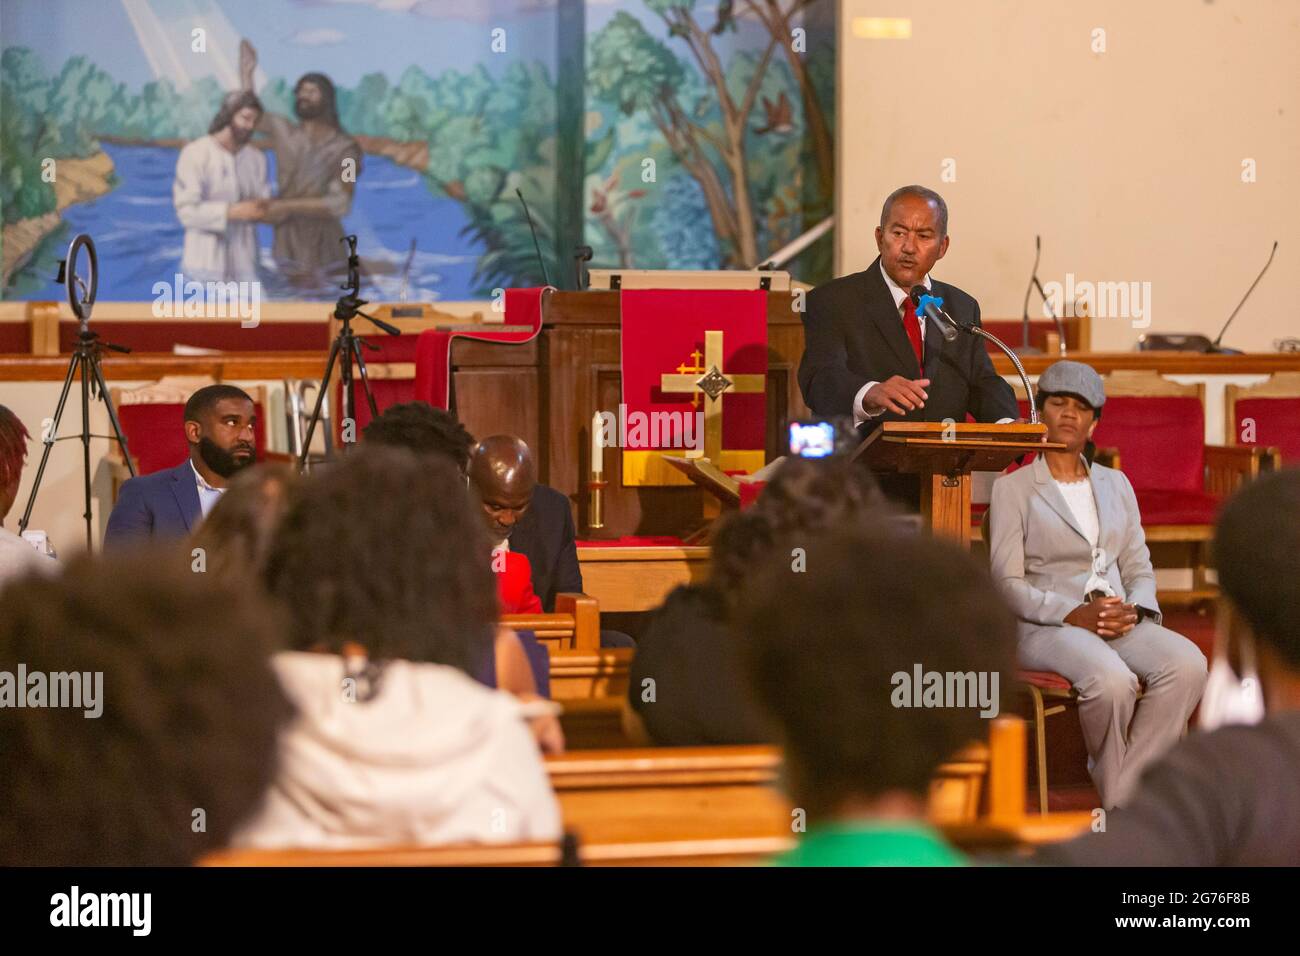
853 422 1063 541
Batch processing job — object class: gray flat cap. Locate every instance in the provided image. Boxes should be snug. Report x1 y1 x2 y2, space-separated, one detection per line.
1036 360 1105 409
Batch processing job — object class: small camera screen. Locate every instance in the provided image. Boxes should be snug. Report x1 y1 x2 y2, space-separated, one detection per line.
789 421 836 458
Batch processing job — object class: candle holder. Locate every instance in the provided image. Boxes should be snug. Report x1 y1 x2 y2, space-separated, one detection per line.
588 479 606 531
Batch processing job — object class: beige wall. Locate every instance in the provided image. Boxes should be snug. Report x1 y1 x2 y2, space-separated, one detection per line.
837 0 1300 350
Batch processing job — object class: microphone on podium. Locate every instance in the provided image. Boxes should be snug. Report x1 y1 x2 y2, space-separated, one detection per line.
909 285 1040 424
910 286 960 342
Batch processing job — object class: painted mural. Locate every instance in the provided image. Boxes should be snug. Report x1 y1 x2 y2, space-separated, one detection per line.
0 0 834 302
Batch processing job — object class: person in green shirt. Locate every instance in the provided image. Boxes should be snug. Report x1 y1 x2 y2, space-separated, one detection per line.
734 509 1019 866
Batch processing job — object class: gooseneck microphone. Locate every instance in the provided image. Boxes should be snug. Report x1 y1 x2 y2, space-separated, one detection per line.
1020 235 1067 356
911 285 1039 425
910 285 959 342
1209 240 1278 355
516 188 552 287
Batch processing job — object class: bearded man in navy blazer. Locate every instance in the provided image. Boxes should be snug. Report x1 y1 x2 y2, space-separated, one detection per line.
104 384 256 547
798 185 1018 430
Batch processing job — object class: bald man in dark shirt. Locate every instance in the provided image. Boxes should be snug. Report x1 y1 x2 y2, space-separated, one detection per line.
470 436 632 649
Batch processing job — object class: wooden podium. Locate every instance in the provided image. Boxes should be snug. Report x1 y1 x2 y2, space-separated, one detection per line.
853 422 1063 541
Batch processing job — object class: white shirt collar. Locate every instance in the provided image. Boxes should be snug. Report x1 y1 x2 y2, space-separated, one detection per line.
879 260 931 312
190 459 224 494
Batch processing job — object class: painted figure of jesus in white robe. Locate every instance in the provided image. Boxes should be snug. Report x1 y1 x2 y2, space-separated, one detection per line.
173 92 270 283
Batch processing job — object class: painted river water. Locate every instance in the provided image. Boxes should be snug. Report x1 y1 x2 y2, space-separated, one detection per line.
10 141 484 302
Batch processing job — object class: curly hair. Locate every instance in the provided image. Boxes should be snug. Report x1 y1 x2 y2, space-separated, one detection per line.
0 546 290 865
0 404 30 492
710 455 888 604
362 402 475 474
735 522 1018 820
264 446 497 674
191 463 300 587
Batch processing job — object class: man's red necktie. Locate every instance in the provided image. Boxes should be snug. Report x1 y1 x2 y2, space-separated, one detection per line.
902 297 924 370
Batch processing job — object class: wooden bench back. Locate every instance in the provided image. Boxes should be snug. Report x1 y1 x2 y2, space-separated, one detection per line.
501 593 600 652
202 718 1042 867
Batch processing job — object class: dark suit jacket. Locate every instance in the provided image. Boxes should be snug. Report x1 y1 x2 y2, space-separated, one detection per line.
509 484 582 613
797 257 1018 425
104 460 202 549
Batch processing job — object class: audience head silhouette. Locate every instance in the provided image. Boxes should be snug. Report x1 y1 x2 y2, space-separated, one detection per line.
362 402 475 475
737 521 1017 825
711 455 886 605
1214 468 1300 676
191 462 300 584
0 548 290 865
265 445 497 674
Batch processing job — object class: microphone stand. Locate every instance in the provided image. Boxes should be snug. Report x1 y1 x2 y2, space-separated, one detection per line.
938 306 1039 424
297 235 401 470
19 234 136 550
1207 240 1278 355
1020 235 1067 356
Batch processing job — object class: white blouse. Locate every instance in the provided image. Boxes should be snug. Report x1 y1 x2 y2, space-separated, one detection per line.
1055 477 1099 546
1055 476 1116 598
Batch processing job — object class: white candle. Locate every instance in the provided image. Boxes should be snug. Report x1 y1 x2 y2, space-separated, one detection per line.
591 410 604 476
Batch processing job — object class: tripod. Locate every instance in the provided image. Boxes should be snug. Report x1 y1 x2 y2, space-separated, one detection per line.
19 234 135 551
297 235 400 469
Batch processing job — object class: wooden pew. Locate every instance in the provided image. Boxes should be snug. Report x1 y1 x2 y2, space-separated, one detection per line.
501 593 600 653
203 835 792 867
204 816 1093 867
549 647 632 701
545 716 1030 840
202 718 1089 867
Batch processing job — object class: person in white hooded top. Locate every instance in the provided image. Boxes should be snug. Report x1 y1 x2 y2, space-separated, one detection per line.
233 446 560 849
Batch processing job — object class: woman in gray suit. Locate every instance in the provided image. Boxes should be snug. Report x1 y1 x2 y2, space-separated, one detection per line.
988 361 1206 809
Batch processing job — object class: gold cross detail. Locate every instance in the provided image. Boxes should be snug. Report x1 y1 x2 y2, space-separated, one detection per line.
660 330 764 462
675 348 705 408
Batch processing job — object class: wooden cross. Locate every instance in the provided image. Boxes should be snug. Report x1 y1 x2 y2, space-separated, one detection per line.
660 330 764 462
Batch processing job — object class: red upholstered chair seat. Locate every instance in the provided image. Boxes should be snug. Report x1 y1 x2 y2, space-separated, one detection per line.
1018 670 1073 692
1091 396 1205 493
1133 488 1221 526
117 402 268 475
1234 397 1300 465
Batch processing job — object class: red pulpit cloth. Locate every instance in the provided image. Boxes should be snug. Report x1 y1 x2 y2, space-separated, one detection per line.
619 288 767 484
413 287 547 409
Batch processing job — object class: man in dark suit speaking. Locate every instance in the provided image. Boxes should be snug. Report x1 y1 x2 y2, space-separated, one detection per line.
798 185 1017 429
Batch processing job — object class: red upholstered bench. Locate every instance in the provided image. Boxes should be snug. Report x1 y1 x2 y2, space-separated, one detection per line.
1226 372 1300 467
1090 372 1277 596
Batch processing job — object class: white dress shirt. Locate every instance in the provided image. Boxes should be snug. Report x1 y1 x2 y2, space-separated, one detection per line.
190 460 226 519
173 135 270 282
853 263 931 424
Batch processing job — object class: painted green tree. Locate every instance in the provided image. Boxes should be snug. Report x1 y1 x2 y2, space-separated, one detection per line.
588 1 833 270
